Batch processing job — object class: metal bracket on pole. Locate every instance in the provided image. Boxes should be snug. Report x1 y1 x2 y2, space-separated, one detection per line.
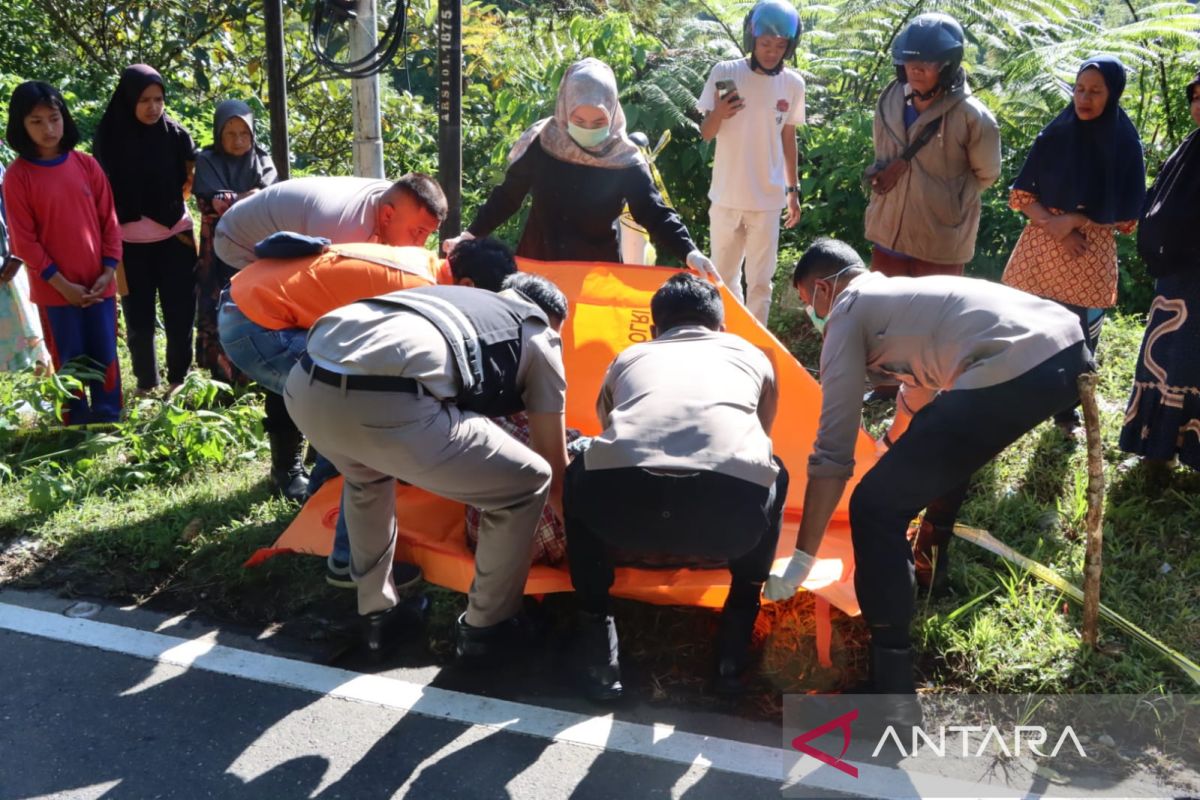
438 0 463 237
265 0 291 181
351 0 385 179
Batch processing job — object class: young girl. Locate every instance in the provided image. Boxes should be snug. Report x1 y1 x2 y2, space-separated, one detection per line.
192 99 276 384
94 64 198 395
1001 55 1146 433
2 82 123 423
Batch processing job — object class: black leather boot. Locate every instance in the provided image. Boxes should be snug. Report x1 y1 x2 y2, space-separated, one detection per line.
866 643 923 729
574 611 622 702
364 594 430 663
714 581 762 695
267 425 310 502
913 519 953 596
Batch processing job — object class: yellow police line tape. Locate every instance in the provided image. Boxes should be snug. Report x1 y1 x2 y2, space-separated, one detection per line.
953 524 1200 689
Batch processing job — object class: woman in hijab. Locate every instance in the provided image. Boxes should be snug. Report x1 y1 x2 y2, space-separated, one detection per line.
442 58 715 276
1002 55 1146 434
94 64 198 395
192 100 277 383
1119 72 1200 473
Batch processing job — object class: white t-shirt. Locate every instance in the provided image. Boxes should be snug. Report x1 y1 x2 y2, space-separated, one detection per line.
698 59 806 212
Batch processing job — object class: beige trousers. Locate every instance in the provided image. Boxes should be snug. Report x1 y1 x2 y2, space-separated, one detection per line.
283 366 551 626
708 204 781 326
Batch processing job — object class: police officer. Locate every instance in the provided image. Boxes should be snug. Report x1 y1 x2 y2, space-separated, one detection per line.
566 273 788 701
767 239 1088 723
283 273 569 658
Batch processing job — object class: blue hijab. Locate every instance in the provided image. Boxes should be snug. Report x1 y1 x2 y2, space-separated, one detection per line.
1012 55 1146 225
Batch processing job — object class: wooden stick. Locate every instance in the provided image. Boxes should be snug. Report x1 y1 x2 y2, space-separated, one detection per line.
1077 372 1105 648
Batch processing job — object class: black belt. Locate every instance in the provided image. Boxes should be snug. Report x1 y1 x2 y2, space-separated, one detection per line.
300 354 420 394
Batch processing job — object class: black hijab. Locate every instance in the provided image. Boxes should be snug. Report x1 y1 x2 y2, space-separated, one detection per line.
93 64 197 226
1012 55 1146 225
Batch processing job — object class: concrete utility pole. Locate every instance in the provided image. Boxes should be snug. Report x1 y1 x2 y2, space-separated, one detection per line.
351 0 385 179
438 0 462 237
264 0 290 180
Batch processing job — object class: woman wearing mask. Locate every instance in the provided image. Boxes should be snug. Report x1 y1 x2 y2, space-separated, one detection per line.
1001 55 1145 435
192 100 277 384
94 64 198 396
442 58 717 278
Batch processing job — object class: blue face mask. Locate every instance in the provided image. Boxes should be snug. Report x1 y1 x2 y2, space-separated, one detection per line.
567 121 610 149
804 266 855 335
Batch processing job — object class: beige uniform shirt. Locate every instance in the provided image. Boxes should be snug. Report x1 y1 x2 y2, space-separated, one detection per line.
809 272 1083 479
584 326 780 488
306 289 566 414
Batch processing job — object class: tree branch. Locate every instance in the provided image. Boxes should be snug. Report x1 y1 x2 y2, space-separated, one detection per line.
31 0 115 72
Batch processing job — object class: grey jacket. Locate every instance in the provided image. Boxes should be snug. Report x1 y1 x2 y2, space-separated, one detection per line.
863 76 1001 265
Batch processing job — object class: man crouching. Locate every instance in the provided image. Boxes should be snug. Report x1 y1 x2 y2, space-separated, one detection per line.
566 273 788 701
284 273 569 661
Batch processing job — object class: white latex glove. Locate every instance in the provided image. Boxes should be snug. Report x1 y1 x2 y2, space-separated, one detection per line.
764 549 816 601
441 230 475 255
685 250 722 284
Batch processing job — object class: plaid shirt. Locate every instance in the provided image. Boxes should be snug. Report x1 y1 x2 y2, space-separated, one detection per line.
464 413 580 565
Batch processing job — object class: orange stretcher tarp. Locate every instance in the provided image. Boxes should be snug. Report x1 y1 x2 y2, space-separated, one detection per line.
247 259 877 616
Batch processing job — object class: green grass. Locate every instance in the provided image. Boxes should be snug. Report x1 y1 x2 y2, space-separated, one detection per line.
0 307 1196 705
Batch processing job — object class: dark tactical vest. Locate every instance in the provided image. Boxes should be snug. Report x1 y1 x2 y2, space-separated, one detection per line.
368 285 548 417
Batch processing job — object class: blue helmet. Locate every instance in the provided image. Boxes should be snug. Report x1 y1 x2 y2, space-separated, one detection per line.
743 0 803 60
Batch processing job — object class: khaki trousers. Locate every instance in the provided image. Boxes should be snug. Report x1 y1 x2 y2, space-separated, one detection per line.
708 204 781 325
283 365 551 626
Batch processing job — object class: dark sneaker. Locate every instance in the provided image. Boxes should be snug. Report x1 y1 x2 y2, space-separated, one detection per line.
325 555 354 589
326 557 422 592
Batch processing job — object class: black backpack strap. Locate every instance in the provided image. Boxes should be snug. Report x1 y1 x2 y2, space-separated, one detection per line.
899 116 944 162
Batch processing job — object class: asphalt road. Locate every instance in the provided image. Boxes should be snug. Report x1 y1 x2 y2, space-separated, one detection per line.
0 590 787 800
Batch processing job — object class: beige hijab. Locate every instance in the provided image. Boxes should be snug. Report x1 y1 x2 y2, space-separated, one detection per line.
507 58 644 170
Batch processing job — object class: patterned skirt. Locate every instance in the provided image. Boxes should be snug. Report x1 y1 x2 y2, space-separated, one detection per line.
1119 272 1200 469
0 269 49 372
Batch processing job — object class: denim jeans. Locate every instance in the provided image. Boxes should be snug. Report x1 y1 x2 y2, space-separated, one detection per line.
217 290 345 552
216 292 307 396
330 485 351 564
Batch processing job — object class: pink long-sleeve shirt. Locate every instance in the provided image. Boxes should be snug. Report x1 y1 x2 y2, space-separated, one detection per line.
2 151 123 306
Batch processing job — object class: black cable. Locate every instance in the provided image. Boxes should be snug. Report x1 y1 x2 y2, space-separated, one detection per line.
310 0 409 79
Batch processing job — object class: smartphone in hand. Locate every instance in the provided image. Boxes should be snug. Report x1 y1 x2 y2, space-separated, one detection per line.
716 79 740 102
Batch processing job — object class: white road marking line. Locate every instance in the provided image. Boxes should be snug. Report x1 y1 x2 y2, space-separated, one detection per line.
0 602 997 799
